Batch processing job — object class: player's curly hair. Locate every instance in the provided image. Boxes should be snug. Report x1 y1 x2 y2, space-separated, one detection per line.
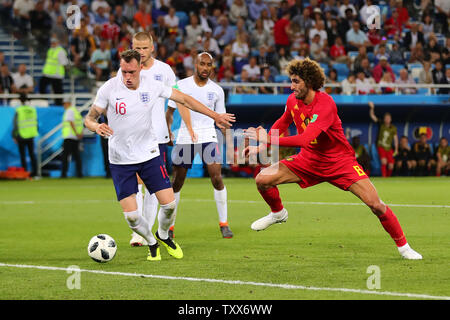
286 58 326 91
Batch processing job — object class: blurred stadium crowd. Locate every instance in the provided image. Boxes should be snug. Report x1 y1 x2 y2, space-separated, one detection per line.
0 0 449 95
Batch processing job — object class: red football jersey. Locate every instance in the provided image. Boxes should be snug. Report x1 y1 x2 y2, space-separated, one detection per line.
270 91 355 164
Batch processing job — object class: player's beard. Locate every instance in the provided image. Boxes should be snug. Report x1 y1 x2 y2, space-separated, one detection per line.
295 86 308 100
197 69 210 81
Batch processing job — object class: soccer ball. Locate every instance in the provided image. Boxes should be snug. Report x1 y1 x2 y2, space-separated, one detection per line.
87 234 117 263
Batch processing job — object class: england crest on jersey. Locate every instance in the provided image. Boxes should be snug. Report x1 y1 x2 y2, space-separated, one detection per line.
207 92 215 101
154 74 163 81
140 92 150 103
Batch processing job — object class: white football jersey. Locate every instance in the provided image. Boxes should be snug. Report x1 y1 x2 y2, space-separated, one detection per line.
140 59 176 143
175 76 226 144
94 74 173 165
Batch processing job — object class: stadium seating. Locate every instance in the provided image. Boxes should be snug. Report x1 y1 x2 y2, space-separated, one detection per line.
332 63 349 78
391 64 405 77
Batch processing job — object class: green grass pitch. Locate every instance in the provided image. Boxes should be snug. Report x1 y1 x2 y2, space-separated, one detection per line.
0 177 449 300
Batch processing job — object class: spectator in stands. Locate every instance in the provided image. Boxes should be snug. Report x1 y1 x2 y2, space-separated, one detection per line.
134 2 152 31
325 68 342 94
338 0 356 18
309 33 329 64
231 32 249 64
420 14 434 41
51 15 69 49
156 44 169 62
12 0 34 35
0 51 7 69
0 63 16 94
412 133 433 176
184 14 203 50
388 42 404 65
91 0 110 14
346 21 370 52
102 14 120 48
396 69 417 94
113 5 127 27
291 7 314 34
369 101 398 177
242 56 261 82
235 69 257 94
403 22 425 51
123 0 137 23
418 60 433 85
251 18 272 50
275 46 292 76
201 29 221 58
395 135 415 176
432 60 448 94
162 28 178 55
12 63 33 94
288 21 306 53
341 73 356 95
29 0 52 49
11 93 38 177
329 36 351 66
259 67 275 94
213 15 235 49
198 6 213 32
89 39 111 81
372 55 396 83
261 7 274 33
356 71 376 94
434 0 449 35
164 6 179 30
408 42 426 64
337 8 355 42
273 10 291 52
435 137 450 176
384 9 402 38
70 30 93 73
326 17 340 47
249 0 269 21
93 6 109 25
310 19 327 44
229 0 248 24
39 37 68 106
217 56 234 82
375 44 390 64
379 72 395 94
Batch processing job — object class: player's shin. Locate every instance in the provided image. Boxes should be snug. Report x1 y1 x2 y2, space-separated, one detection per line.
124 210 157 245
169 191 181 229
378 206 407 247
258 186 284 213
143 192 158 232
214 186 228 224
157 200 177 239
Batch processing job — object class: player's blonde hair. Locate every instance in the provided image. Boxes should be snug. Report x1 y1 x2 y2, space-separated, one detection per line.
286 58 325 91
133 32 153 45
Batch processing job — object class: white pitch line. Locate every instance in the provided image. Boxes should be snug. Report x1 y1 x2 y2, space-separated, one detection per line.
0 262 448 300
0 199 449 209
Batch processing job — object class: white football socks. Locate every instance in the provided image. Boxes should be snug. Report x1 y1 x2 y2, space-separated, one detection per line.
136 184 144 216
124 210 156 245
158 200 177 239
143 191 159 232
170 191 181 229
214 186 228 224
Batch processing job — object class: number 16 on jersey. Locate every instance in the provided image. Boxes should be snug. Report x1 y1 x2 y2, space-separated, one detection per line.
115 102 127 115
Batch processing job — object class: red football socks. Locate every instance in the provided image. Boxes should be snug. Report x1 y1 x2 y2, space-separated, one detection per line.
258 186 284 213
378 206 407 247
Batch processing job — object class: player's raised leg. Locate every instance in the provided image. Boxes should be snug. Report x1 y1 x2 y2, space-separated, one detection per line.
251 162 301 231
206 162 233 238
348 178 422 260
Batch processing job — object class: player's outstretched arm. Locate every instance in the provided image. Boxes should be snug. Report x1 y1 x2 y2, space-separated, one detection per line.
368 101 378 122
84 105 113 137
170 88 235 129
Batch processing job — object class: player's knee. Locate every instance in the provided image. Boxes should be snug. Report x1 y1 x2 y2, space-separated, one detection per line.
160 200 176 216
210 175 223 189
366 199 385 215
255 174 272 190
124 211 140 223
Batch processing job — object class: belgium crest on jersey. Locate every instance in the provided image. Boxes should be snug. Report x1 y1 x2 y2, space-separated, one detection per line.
140 92 150 103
